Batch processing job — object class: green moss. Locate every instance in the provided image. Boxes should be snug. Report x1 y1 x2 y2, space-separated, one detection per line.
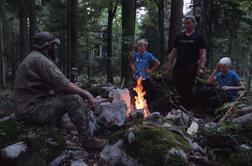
108 129 127 144
0 120 29 147
25 127 66 162
164 153 187 166
0 120 66 163
228 151 252 166
124 126 190 166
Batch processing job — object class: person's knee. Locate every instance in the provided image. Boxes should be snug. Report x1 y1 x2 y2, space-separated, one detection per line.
66 94 84 104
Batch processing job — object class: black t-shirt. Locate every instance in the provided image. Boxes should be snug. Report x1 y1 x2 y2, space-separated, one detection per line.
174 32 206 67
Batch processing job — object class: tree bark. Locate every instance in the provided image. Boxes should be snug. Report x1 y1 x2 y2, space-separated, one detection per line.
29 0 37 48
106 1 118 84
154 0 165 64
168 0 183 52
11 28 17 89
121 0 136 86
67 0 77 79
19 0 30 61
0 15 6 89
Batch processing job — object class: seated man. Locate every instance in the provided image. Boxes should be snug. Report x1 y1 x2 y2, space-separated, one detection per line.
195 57 245 113
14 32 104 150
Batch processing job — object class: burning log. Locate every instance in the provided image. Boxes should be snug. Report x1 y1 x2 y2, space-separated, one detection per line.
133 77 150 117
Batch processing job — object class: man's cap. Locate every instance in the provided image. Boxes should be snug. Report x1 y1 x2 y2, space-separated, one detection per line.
32 32 60 49
218 57 232 66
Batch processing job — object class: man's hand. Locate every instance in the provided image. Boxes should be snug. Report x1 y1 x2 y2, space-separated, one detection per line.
221 86 231 91
144 68 152 74
197 68 204 76
88 95 97 111
167 64 173 77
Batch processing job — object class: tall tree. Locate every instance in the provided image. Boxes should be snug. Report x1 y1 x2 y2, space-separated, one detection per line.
106 0 118 83
67 0 77 79
29 0 37 48
167 0 183 52
0 4 6 89
154 0 165 64
19 0 29 60
121 0 136 85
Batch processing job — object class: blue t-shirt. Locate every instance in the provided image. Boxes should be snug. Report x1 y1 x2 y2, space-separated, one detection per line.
133 51 157 80
216 70 241 100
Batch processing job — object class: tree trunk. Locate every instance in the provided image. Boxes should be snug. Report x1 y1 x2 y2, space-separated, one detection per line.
67 0 77 79
29 0 37 48
121 0 136 86
0 15 6 89
11 28 17 89
106 1 118 83
156 0 165 64
168 0 183 52
19 0 30 61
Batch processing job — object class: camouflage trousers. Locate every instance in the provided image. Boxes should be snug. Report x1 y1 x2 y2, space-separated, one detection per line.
18 94 92 140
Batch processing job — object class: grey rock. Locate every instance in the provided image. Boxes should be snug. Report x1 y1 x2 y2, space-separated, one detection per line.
1 142 27 159
99 139 141 166
0 113 15 122
96 100 127 128
147 112 161 124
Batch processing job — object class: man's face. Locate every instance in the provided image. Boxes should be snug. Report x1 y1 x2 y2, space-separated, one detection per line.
138 44 147 53
217 64 229 73
48 43 58 61
183 19 195 32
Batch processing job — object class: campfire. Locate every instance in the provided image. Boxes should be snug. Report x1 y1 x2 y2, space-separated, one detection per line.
133 77 150 117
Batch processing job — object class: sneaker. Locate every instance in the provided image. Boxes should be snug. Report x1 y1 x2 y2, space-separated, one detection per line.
82 137 106 151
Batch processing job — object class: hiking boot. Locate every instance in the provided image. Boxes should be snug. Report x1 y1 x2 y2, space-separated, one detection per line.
82 137 106 151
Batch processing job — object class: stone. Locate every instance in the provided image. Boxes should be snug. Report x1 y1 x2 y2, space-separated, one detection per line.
1 142 27 159
96 100 127 128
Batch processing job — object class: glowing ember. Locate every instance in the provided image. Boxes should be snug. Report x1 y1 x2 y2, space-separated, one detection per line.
133 77 150 117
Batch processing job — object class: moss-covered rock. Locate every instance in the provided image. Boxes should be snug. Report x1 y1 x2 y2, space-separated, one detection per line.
108 120 190 166
0 119 66 164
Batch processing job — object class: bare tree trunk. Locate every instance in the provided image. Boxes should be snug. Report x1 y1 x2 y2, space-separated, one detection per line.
0 15 6 89
67 0 77 79
121 0 136 86
106 1 118 83
11 28 17 89
154 0 165 64
29 0 37 48
168 0 183 52
19 0 30 61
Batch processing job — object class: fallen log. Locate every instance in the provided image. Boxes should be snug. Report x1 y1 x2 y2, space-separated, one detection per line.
218 91 246 123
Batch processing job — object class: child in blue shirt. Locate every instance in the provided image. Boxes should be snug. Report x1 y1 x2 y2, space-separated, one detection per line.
130 39 160 107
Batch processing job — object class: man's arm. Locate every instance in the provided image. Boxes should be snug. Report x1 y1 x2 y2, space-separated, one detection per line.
198 48 207 75
64 82 96 109
166 48 177 74
221 81 246 91
145 59 160 74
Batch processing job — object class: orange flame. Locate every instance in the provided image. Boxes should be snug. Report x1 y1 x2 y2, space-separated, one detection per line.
133 77 150 117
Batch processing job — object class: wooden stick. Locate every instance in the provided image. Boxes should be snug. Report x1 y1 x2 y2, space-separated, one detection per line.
218 91 246 123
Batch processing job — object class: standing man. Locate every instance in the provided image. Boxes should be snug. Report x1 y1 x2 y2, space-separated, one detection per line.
130 39 160 106
14 32 104 150
167 15 206 109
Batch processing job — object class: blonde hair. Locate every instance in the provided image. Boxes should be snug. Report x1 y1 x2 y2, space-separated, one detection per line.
137 39 148 46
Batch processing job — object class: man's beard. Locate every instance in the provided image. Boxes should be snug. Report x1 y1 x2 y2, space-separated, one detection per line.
48 48 59 64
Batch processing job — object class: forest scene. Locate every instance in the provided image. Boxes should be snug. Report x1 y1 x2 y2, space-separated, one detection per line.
0 0 252 165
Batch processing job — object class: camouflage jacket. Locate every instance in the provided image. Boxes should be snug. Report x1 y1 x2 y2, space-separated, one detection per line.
14 50 70 114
